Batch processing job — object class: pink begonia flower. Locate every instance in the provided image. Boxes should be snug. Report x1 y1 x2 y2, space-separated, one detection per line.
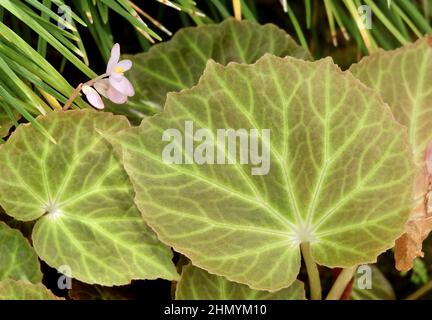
94 79 128 104
82 43 134 110
106 43 135 97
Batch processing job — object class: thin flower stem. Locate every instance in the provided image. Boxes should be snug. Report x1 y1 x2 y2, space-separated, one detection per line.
326 266 356 300
63 73 108 111
63 84 83 111
300 242 322 300
405 280 432 300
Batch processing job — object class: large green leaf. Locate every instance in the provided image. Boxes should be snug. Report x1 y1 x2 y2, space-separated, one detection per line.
176 264 305 300
0 279 59 300
106 18 311 121
0 110 178 285
110 55 415 291
350 37 432 271
0 221 42 283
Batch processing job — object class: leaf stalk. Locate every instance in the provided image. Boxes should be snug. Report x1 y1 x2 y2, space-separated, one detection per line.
300 242 322 300
326 266 356 300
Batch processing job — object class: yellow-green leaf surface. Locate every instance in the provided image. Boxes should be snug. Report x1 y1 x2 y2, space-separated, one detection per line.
0 221 42 283
106 18 311 120
110 55 415 291
350 36 432 164
176 264 305 300
0 279 59 300
0 110 14 138
351 266 395 300
350 37 432 271
0 110 178 285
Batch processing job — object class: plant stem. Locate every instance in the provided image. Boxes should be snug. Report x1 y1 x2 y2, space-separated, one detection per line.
63 73 108 111
405 281 432 300
63 84 83 111
300 242 322 300
326 266 356 300
232 0 241 20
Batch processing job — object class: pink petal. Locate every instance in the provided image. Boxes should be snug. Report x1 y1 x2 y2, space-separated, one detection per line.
93 79 110 98
109 73 135 96
107 86 128 104
116 59 132 72
82 85 104 110
106 43 120 74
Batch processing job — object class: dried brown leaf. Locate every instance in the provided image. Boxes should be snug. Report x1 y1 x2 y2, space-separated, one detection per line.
395 163 432 271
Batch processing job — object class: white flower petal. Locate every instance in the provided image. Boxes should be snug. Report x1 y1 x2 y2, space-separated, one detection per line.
106 43 120 74
116 59 132 72
93 79 110 98
82 85 104 110
109 73 135 97
107 86 128 104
